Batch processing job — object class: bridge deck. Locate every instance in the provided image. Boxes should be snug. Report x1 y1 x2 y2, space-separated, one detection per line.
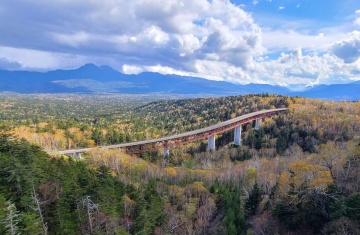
59 108 287 154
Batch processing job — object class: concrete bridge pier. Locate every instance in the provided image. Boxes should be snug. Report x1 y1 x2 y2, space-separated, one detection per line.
163 146 170 157
67 152 81 159
75 152 82 159
255 119 261 130
58 109 287 157
234 126 242 146
208 135 215 151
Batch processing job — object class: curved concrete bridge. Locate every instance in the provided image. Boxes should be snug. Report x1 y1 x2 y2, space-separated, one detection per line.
59 108 287 158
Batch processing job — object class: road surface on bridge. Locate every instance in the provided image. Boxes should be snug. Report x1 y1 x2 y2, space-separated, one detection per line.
59 108 287 155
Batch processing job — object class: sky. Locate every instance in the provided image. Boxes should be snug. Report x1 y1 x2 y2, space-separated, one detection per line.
0 0 360 88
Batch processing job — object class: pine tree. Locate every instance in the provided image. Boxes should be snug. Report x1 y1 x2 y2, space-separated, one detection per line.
20 212 43 235
245 182 261 216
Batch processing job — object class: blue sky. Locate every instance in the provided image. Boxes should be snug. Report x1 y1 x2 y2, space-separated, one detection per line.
0 0 359 88
237 0 354 23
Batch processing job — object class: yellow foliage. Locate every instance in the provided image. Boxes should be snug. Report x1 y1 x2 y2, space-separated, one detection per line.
67 127 79 134
192 182 206 192
184 198 199 218
278 161 333 197
110 170 117 177
86 139 95 147
122 195 135 205
175 187 185 200
38 122 48 128
246 167 257 185
164 167 177 177
309 171 332 188
133 182 140 189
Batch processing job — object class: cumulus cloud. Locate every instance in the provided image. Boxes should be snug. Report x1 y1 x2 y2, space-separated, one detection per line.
0 0 262 73
0 0 359 86
332 31 360 63
355 10 360 25
122 48 360 87
255 49 360 86
356 18 360 25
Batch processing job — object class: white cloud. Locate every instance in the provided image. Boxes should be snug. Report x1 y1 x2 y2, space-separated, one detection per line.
278 6 285 11
0 0 359 87
142 25 170 44
262 27 348 54
332 31 360 63
0 57 21 70
355 10 360 25
124 46 360 87
122 65 144 74
0 46 104 71
0 0 262 71
255 49 360 86
122 62 229 82
355 18 360 25
52 31 91 47
194 60 257 83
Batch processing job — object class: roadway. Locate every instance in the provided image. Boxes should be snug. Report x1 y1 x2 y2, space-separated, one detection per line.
59 108 287 155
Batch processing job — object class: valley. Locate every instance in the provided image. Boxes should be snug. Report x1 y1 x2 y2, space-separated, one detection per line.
0 94 359 234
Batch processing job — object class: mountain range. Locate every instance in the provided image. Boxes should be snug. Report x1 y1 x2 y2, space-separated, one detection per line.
0 64 359 101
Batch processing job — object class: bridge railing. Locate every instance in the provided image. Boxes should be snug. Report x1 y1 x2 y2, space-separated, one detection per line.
59 108 287 156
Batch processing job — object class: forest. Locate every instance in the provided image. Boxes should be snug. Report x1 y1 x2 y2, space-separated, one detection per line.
0 93 359 234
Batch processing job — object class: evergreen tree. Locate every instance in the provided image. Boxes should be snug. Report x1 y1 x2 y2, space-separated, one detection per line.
245 182 261 216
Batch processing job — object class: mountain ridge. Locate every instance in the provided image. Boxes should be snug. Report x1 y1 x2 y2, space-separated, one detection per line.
0 64 359 100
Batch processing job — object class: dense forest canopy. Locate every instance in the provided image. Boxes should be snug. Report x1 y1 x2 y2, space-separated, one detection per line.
0 93 359 234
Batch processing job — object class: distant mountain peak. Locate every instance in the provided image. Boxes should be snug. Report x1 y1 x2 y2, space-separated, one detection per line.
99 65 115 70
78 63 100 70
0 64 359 100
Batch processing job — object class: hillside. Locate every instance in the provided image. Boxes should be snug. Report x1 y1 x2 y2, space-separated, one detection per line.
0 94 360 234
